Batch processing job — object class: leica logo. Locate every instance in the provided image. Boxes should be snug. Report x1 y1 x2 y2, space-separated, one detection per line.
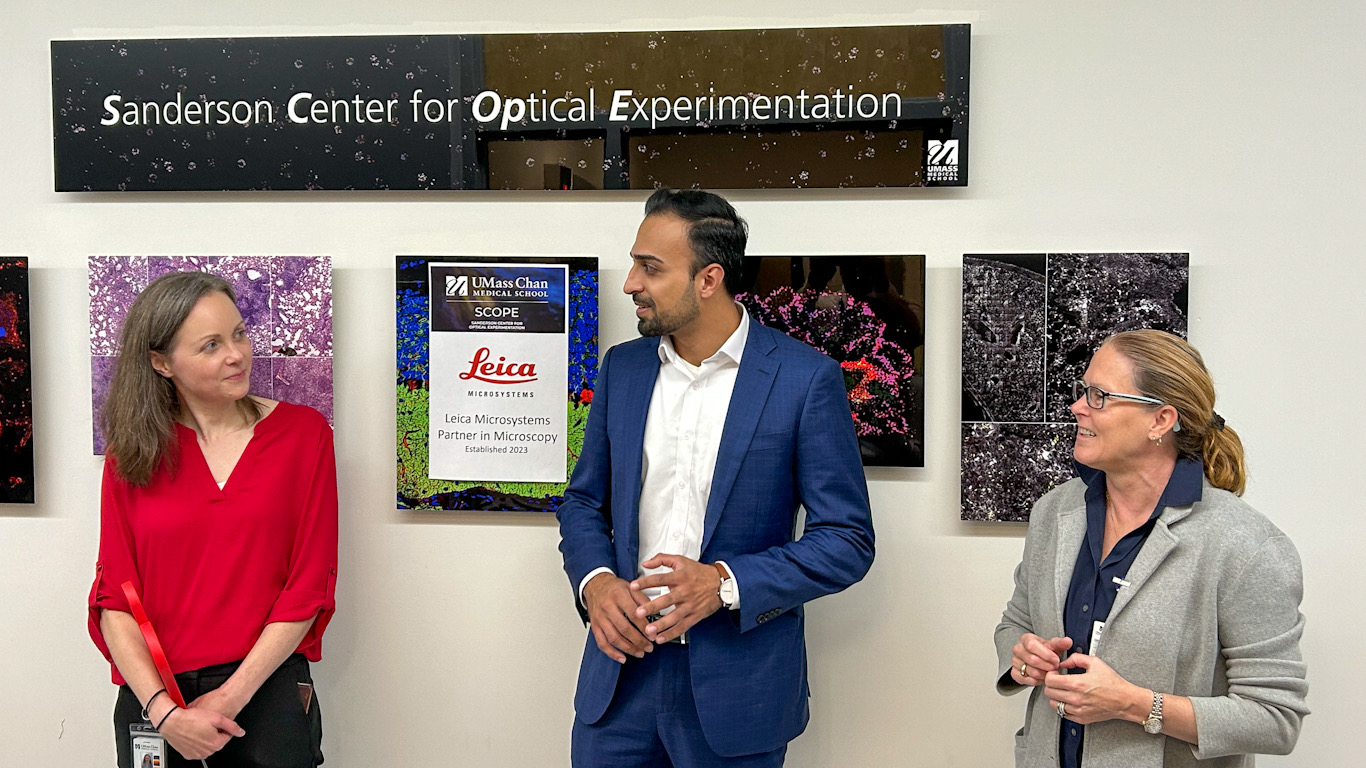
459 347 538 384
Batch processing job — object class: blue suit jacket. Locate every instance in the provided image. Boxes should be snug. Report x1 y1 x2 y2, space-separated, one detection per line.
557 321 875 757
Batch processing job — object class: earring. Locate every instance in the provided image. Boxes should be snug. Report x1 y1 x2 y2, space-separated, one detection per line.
1150 434 1162 446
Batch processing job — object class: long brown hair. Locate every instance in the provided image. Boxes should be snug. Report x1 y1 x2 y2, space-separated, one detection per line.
1102 330 1247 495
102 271 264 486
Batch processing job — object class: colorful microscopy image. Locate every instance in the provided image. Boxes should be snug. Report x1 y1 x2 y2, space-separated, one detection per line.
89 256 333 454
738 256 925 467
0 258 34 504
396 256 598 512
961 253 1189 521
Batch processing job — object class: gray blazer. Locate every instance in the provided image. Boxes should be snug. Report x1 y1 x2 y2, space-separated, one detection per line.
994 477 1309 767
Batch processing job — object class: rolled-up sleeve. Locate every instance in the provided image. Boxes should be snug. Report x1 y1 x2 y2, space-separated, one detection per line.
88 460 139 666
1189 534 1309 759
264 421 339 657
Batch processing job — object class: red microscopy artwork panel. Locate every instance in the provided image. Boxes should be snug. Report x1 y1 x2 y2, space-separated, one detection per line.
0 258 34 504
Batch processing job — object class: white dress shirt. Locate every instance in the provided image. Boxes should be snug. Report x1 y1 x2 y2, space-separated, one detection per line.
579 306 749 614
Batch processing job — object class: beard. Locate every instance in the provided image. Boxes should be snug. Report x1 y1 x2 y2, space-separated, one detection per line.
635 283 701 337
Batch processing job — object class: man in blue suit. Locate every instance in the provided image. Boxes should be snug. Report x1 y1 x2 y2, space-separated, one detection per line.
558 189 875 767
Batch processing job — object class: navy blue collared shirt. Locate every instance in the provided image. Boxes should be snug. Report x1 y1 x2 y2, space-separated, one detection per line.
1059 458 1204 768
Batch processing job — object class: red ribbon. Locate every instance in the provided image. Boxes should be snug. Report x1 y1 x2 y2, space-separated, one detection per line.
121 581 188 708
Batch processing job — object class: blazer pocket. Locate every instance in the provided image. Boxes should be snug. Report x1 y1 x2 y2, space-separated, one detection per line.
748 428 795 453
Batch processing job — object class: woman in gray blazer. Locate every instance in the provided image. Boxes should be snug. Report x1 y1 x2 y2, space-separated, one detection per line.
995 330 1308 768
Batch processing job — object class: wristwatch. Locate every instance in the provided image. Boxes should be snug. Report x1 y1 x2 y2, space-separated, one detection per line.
714 562 737 608
1142 691 1164 734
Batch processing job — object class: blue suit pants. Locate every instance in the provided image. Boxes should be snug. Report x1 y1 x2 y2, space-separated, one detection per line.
571 644 787 768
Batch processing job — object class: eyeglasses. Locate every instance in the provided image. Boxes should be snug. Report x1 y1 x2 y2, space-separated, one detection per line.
1072 381 1164 410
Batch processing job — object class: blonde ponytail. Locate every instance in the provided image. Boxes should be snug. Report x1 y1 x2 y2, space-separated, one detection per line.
1103 330 1247 495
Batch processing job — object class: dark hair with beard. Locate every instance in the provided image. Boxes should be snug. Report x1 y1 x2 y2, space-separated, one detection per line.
643 188 748 295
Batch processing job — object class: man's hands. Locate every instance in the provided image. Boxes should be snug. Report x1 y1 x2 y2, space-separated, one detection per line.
583 572 654 664
630 554 724 644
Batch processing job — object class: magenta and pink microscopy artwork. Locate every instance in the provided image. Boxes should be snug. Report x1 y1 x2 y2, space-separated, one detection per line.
960 253 1188 522
1 258 34 503
738 255 925 467
88 256 333 453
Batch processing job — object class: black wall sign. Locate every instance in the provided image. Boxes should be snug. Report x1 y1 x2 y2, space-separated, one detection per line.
52 26 969 192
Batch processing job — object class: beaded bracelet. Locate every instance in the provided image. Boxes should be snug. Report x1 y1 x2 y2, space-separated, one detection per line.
140 689 168 721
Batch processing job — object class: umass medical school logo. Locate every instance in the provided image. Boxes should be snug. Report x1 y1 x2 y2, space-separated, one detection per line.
459 347 538 384
926 139 960 182
446 274 469 297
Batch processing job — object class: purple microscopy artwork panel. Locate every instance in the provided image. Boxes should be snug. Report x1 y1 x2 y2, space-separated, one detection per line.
272 357 334 424
212 256 277 357
89 256 149 356
1 258 35 504
88 256 333 454
273 257 333 357
961 253 1189 522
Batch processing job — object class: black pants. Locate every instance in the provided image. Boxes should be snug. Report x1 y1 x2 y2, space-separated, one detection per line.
114 654 323 768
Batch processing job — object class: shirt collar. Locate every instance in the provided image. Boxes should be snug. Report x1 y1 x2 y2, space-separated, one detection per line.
1075 456 1206 512
657 303 750 366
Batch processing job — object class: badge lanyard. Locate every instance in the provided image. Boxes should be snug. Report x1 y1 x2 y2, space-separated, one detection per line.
122 581 211 768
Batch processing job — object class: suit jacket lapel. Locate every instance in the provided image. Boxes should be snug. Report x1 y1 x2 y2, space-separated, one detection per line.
616 341 661 569
1053 506 1087 636
1106 504 1192 624
701 326 779 552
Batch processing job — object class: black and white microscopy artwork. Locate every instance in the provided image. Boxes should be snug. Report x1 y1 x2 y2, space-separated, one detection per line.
961 423 1075 523
1044 253 1189 421
961 253 1189 522
961 255 1046 422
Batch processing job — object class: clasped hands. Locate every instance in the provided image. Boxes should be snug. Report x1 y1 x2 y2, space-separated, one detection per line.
144 685 247 760
583 553 724 663
1011 633 1146 725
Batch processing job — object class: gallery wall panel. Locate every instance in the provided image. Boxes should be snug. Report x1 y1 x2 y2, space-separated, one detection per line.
960 253 1189 522
738 255 925 467
396 255 598 512
88 255 334 454
0 258 34 504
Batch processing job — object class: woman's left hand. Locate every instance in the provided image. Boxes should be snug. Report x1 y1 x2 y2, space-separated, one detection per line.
189 686 247 722
1043 653 1145 725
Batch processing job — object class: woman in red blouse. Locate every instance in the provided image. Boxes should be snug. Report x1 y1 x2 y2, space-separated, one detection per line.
89 272 338 767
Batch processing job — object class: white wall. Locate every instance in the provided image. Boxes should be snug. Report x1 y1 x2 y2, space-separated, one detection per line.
2 1 1362 765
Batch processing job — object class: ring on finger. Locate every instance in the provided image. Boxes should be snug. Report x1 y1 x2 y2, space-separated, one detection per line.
1019 662 1029 678
1057 701 1068 717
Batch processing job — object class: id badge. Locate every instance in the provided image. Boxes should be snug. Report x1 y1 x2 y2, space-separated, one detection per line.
1088 620 1106 654
130 722 165 767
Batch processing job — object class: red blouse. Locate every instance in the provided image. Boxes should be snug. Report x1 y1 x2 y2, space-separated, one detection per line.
89 402 338 685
